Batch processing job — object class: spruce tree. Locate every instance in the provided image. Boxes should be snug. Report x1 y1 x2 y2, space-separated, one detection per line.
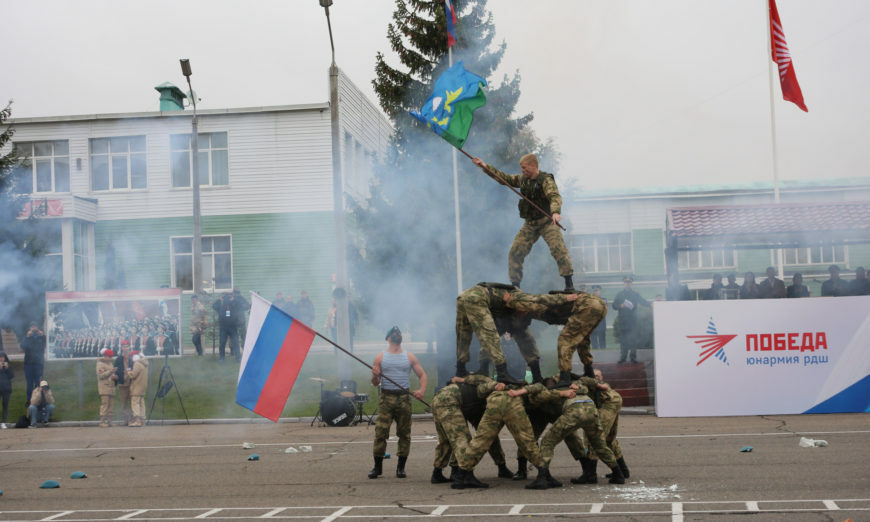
349 0 561 351
0 101 52 339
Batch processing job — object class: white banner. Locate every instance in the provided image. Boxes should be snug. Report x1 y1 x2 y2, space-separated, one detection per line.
653 296 870 417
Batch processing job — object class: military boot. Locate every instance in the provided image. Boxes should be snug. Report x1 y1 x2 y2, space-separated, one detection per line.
564 275 575 291
608 463 626 484
367 456 383 479
448 465 459 481
606 457 631 479
583 363 595 379
495 363 523 385
553 370 573 388
512 457 528 480
450 468 467 489
462 469 489 489
431 467 450 484
497 462 513 478
570 458 598 484
477 359 490 377
529 360 544 384
396 456 407 478
525 467 553 490
456 361 468 377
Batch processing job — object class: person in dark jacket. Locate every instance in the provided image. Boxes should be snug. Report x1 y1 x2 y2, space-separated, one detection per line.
0 352 13 428
21 323 46 397
213 292 243 360
786 273 810 298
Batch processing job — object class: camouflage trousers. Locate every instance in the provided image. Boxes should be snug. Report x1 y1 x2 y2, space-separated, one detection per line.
456 286 506 366
372 392 412 458
432 395 505 468
558 294 607 371
518 408 586 461
458 392 541 470
509 217 573 285
585 394 623 461
539 400 617 469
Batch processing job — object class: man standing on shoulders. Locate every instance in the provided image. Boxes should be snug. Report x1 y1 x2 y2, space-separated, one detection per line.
368 326 428 480
472 154 575 290
21 322 46 397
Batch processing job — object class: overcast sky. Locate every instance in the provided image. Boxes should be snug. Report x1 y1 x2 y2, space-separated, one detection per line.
3 0 869 191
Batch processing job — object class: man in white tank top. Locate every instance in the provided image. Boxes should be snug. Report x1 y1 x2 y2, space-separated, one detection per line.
368 326 428 479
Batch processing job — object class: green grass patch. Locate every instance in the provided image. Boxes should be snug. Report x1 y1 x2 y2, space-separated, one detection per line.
5 352 439 423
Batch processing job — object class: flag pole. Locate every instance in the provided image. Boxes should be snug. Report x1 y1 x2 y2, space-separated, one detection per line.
454 146 567 231
315 331 431 409
449 46 464 295
766 0 785 278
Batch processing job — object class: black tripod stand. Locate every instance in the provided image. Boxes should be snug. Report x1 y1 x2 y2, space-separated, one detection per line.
147 353 190 425
351 393 375 426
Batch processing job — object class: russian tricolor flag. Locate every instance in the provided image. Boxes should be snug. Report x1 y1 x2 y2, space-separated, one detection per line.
236 293 316 422
445 0 457 47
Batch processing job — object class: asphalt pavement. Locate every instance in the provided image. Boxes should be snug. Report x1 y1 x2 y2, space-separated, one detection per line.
0 413 868 521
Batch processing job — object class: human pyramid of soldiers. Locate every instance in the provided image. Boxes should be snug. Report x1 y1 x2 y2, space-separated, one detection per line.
51 316 179 359
367 154 630 490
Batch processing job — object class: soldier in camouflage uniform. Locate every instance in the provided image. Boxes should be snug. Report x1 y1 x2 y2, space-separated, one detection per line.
505 289 606 384
456 283 579 384
472 153 575 290
453 380 541 489
510 376 625 489
572 369 630 483
431 374 512 484
368 326 428 480
512 375 587 480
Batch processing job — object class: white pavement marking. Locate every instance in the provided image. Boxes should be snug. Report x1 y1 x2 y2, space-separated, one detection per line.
508 504 524 515
746 501 759 511
260 507 287 518
322 506 352 522
430 506 448 515
195 508 223 518
590 503 604 513
41 512 72 521
5 428 870 455
823 500 840 510
672 502 683 522
116 509 148 519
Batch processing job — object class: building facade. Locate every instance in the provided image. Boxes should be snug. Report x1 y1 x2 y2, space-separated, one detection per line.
7 71 391 332
565 179 870 317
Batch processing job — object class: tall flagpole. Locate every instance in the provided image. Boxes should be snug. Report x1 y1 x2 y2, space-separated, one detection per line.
765 0 785 278
449 46 463 294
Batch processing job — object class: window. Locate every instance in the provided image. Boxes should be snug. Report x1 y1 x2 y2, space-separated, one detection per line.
43 221 64 291
171 235 232 291
571 233 632 273
678 249 736 270
90 136 146 191
782 246 846 266
170 132 228 188
13 141 70 193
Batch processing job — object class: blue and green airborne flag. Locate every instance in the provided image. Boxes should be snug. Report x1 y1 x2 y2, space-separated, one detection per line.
410 61 487 148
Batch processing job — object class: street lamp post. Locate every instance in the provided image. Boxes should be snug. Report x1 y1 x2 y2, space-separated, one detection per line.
320 0 351 381
180 59 202 297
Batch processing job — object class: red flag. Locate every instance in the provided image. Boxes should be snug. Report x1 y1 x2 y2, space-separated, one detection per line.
445 0 457 48
769 0 807 112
